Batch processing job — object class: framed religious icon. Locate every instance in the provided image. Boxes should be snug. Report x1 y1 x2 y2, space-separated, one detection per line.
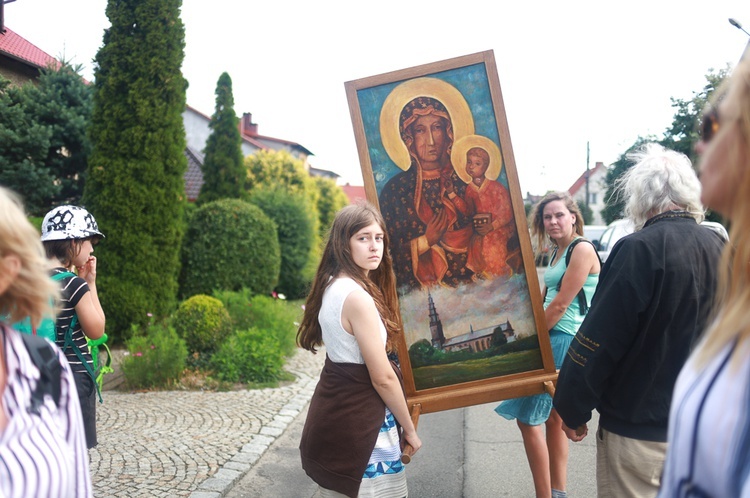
345 50 556 415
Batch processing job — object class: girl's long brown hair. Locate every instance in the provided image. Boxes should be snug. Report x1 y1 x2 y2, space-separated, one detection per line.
297 202 403 354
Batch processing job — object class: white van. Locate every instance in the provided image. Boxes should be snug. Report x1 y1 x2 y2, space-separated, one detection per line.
597 218 728 263
583 225 607 249
597 219 634 263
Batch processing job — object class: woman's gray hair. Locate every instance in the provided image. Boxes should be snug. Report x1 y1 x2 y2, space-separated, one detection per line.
615 143 704 230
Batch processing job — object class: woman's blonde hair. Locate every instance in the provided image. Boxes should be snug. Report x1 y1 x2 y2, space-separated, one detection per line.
529 191 585 257
0 186 58 327
696 58 750 367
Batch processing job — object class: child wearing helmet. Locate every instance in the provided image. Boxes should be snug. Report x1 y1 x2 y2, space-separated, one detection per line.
41 205 106 449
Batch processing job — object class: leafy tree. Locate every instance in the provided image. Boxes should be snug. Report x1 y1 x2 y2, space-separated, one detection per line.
0 77 54 214
313 176 349 237
602 68 729 225
246 149 309 192
24 62 93 209
84 0 188 339
250 187 315 299
578 202 593 226
197 72 245 204
661 66 730 164
245 149 322 278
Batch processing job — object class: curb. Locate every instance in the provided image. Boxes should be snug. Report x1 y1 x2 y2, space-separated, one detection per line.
187 375 318 497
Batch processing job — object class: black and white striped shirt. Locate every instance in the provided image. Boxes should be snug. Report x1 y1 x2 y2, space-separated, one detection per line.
51 269 94 374
0 325 92 497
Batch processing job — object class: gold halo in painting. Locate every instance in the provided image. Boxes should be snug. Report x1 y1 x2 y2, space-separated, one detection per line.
451 134 503 184
380 77 475 171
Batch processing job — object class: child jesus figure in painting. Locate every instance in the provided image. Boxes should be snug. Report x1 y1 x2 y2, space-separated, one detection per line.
463 146 515 278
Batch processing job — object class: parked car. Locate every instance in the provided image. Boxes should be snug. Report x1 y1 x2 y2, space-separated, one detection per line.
597 219 634 263
597 218 729 263
583 225 607 250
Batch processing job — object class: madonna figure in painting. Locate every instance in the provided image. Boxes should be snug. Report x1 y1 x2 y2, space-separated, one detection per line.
379 96 474 292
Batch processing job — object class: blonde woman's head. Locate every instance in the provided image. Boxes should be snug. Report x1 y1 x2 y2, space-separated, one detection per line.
0 187 57 327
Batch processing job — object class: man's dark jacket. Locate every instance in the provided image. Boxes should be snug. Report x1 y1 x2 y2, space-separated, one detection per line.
553 215 724 442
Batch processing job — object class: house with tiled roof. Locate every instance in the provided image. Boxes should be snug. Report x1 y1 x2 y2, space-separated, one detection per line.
341 183 366 205
1 22 339 203
0 25 60 86
183 106 341 201
567 161 607 225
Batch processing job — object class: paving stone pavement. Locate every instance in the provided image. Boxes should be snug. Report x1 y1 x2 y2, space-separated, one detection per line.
89 348 325 498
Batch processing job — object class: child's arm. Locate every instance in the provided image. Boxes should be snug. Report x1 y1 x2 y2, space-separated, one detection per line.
445 191 470 216
75 257 105 340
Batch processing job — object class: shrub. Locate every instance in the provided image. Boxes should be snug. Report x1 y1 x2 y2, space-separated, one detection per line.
209 327 284 383
213 290 299 357
250 187 316 299
121 321 187 389
179 199 280 298
171 294 232 354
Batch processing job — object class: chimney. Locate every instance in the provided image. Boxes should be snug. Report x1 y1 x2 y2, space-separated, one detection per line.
241 112 258 137
595 161 604 169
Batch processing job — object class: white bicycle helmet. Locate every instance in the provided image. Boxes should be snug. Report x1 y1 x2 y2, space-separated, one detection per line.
41 205 105 242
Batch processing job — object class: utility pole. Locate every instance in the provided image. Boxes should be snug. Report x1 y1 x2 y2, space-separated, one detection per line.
0 0 17 34
585 141 590 207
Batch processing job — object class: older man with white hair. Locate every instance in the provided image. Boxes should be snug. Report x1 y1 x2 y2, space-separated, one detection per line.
552 143 725 498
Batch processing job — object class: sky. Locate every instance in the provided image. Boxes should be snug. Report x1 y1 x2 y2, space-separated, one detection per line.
5 0 750 195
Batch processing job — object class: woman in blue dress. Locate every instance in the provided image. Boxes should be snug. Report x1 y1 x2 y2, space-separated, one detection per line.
495 191 600 498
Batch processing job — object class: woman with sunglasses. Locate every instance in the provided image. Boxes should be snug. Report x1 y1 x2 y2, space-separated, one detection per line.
658 58 750 497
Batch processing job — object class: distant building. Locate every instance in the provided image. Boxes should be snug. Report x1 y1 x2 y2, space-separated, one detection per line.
183 107 340 201
426 291 515 353
341 183 366 205
1 25 341 203
568 161 608 225
0 26 59 87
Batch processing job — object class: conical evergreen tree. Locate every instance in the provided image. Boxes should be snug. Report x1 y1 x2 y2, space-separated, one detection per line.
198 72 245 204
84 0 187 338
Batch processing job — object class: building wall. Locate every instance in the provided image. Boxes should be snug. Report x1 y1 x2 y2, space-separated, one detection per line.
571 166 608 225
182 107 310 168
0 55 38 87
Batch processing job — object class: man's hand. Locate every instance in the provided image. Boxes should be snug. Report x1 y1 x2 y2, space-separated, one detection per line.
562 421 588 442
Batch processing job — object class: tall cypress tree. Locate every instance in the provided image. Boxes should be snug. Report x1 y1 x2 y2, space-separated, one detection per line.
198 72 244 204
84 0 187 338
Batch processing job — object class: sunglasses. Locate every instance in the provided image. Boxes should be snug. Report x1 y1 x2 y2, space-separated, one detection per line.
700 106 720 143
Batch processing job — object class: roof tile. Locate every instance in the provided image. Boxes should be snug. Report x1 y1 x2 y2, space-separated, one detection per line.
0 26 60 70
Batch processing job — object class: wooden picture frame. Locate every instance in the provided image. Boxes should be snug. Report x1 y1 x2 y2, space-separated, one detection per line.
345 50 555 415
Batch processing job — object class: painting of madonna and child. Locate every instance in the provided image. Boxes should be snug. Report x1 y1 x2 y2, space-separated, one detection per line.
346 51 553 409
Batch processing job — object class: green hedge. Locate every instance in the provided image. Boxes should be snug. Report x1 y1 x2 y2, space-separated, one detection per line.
179 199 280 298
171 294 232 354
209 327 284 383
250 188 315 299
121 322 187 389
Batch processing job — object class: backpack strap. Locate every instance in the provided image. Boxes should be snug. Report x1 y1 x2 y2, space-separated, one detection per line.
19 333 62 413
555 238 602 315
55 270 104 403
63 314 103 403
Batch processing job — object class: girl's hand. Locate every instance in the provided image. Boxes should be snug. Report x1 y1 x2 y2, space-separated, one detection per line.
77 256 97 283
403 430 422 455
